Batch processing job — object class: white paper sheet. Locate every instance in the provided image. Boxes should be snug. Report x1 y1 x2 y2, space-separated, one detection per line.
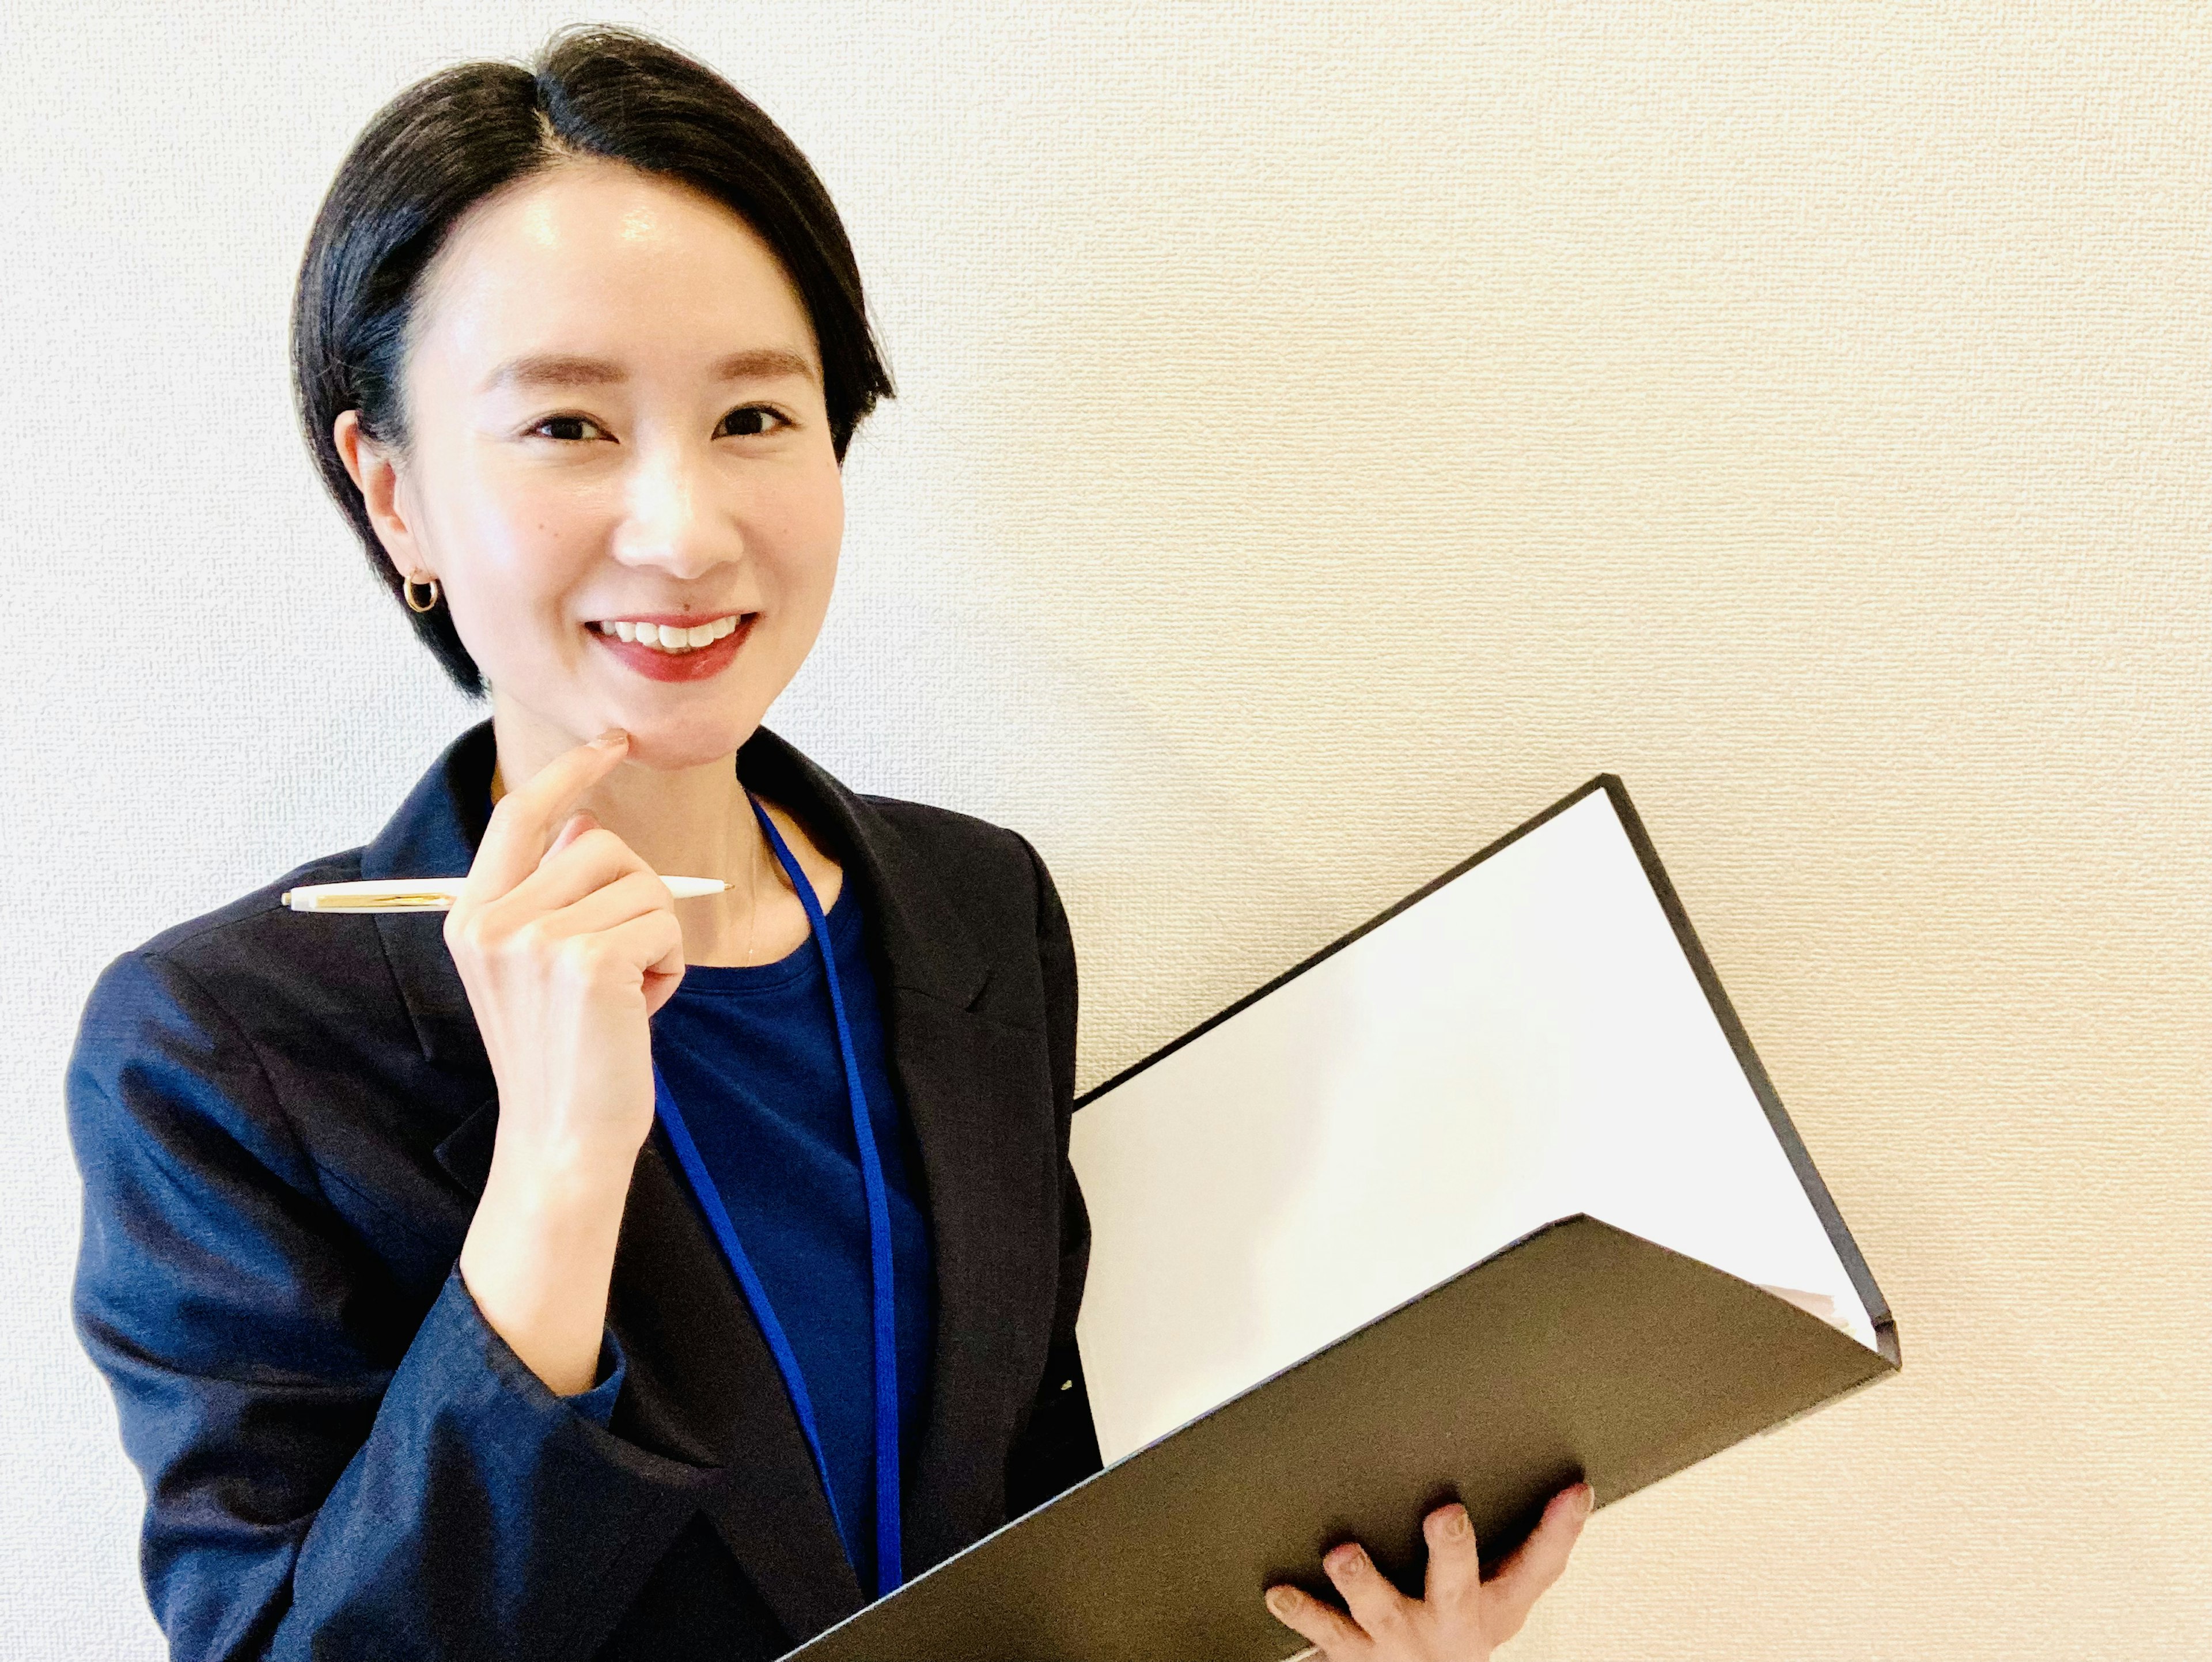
1070 787 1879 1467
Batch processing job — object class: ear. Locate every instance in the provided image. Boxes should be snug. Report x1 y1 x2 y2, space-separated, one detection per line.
332 408 427 584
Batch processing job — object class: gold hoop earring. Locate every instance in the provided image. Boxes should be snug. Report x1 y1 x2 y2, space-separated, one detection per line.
403 571 441 614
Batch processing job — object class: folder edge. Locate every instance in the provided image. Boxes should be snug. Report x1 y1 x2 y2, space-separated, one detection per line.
782 1212 1901 1662
1073 773 1902 1371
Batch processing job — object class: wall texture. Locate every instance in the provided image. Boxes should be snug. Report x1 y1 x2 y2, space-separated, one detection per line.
3 3 2205 1656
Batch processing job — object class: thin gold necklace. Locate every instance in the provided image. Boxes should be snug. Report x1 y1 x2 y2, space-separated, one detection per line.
739 804 763 964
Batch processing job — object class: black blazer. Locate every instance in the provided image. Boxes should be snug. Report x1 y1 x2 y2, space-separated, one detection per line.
66 718 1101 1662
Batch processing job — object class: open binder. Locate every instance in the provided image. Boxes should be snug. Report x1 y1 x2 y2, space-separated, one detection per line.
786 776 1899 1662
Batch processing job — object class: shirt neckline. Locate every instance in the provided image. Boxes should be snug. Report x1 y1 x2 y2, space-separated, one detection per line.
669 879 857 997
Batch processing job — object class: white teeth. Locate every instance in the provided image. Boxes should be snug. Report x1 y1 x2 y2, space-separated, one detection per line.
595 615 741 652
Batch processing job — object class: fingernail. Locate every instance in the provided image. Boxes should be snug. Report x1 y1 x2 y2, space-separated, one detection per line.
592 728 629 749
1264 1587 1297 1618
1446 1504 1475 1538
1575 1483 1596 1517
1325 1543 1365 1573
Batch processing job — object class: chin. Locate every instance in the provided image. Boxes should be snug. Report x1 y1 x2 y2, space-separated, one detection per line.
615 703 768 772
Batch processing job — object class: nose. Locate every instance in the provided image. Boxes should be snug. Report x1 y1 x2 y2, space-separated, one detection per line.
609 431 739 581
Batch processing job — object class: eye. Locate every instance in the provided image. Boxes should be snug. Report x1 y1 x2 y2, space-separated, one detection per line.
717 404 793 439
525 413 611 442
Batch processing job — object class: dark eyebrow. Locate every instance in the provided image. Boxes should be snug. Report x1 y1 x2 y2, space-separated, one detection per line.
482 347 820 394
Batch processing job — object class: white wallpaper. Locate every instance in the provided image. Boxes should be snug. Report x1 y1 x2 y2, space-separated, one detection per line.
3 3 2205 1656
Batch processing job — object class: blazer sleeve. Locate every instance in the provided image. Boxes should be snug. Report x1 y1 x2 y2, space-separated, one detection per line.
1000 834 1105 1519
66 945 714 1662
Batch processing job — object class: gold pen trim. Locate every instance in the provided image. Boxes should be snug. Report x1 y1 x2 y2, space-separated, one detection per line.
283 891 456 911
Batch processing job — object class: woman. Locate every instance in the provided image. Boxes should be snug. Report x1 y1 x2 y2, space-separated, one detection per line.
66 25 1589 1662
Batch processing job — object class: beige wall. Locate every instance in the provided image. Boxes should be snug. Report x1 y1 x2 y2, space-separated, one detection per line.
4 3 2204 1656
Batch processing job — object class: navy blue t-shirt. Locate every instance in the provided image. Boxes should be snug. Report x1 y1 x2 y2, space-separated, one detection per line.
647 878 935 1591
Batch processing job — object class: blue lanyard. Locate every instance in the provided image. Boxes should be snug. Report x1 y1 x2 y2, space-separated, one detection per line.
649 792 904 1599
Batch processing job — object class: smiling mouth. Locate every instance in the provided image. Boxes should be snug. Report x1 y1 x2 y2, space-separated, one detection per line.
588 613 748 654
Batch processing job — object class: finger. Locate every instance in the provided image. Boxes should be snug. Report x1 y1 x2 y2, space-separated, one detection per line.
1483 1484 1593 1640
615 911 681 987
1321 1543 1407 1645
1421 1501 1483 1614
465 731 631 904
1262 1584 1367 1659
592 909 687 991
501 827 662 919
546 809 599 860
641 957 687 1020
512 870 679 947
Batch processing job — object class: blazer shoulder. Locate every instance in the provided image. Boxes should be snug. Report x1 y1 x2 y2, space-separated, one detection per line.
73 841 402 1112
859 790 1028 855
853 793 1075 1058
858 792 1060 933
126 844 370 970
66 851 376 1196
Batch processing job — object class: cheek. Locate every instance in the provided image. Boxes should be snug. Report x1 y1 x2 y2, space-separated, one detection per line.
487 475 579 560
427 466 603 668
761 470 846 611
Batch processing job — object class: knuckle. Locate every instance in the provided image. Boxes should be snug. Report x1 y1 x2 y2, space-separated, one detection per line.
1327 1547 1396 1605
1368 1596 1411 1634
445 911 486 955
581 826 638 866
615 869 673 913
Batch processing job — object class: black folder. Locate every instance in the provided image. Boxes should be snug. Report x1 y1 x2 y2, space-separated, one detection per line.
786 776 1899 1662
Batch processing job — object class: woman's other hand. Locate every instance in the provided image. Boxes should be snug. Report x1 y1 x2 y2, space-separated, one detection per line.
449 728 687 1394
1263 1483 1594 1661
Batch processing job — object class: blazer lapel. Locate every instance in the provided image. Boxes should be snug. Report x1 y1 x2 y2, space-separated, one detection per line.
733 732 1064 1576
604 1126 869 1633
366 718 1062 1623
874 985 1062 1571
361 721 496 1082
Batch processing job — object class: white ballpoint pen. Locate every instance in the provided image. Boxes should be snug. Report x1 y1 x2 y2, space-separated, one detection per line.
279 876 730 913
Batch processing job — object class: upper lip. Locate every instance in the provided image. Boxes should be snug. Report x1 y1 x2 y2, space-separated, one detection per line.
589 610 753 627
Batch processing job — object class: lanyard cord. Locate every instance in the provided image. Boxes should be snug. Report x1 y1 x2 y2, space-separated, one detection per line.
648 793 904 1599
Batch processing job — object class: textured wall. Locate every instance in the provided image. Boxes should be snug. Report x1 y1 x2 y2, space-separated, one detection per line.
3 3 2205 1656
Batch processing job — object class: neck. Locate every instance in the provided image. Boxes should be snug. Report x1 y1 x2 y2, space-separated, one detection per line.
489 695 772 884
483 692 844 970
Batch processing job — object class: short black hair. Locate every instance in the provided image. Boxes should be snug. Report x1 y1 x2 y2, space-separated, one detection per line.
290 23 895 699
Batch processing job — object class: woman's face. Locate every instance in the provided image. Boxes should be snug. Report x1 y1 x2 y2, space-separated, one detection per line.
342 156 845 770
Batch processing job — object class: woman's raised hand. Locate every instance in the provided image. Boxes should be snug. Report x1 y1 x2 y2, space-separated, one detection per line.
1263 1485 1593 1662
444 728 684 1168
449 728 688 1395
